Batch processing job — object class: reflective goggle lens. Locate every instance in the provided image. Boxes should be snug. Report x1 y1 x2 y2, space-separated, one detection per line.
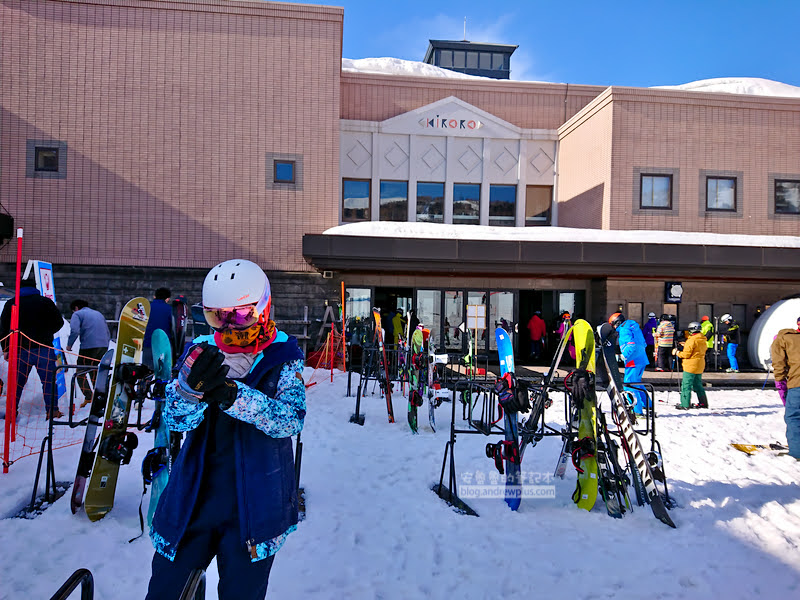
203 304 261 331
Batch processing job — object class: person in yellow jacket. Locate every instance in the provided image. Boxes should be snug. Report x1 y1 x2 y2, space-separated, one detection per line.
673 321 709 410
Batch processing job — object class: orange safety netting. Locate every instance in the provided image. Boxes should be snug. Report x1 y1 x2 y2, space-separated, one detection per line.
1 332 101 469
304 330 345 388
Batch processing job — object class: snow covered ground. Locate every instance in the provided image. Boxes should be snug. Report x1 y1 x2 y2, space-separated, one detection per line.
1 371 799 599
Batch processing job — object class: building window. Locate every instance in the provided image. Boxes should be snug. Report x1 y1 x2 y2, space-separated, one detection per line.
35 147 59 172
266 153 302 190
379 180 408 221
453 183 480 225
453 51 465 69
706 177 736 211
342 179 370 222
466 51 479 69
492 53 505 70
26 140 67 179
775 179 800 214
479 52 491 70
640 174 672 209
416 182 444 223
274 161 295 183
489 184 516 227
439 50 453 68
525 185 552 226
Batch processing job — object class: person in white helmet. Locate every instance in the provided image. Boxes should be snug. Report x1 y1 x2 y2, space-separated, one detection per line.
146 260 305 600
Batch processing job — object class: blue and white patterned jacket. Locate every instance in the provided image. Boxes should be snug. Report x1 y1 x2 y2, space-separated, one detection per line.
150 331 305 563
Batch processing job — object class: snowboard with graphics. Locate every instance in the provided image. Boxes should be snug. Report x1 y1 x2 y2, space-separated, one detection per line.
70 348 115 514
571 319 599 512
495 327 521 511
597 322 676 528
84 298 150 522
146 329 174 528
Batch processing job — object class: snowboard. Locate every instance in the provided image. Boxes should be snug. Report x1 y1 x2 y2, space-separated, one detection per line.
571 319 598 512
408 327 425 433
495 327 521 511
427 351 448 433
171 295 188 366
147 329 173 528
598 322 676 528
70 349 115 514
373 308 395 423
84 298 150 522
731 442 788 455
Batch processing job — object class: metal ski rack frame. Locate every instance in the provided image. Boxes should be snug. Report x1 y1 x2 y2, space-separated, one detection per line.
49 568 95 600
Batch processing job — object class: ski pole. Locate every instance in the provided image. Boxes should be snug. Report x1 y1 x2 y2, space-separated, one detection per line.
761 358 772 391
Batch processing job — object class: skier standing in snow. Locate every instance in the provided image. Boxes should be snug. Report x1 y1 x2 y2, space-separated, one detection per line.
65 299 111 406
609 312 650 414
643 311 658 367
719 313 741 373
654 315 675 372
673 321 709 410
145 260 305 600
0 279 65 419
770 315 800 459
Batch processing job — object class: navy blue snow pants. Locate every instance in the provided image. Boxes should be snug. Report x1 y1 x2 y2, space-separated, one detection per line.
145 484 275 600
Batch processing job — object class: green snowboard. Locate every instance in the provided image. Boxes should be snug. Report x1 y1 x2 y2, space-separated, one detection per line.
572 319 598 512
84 297 150 522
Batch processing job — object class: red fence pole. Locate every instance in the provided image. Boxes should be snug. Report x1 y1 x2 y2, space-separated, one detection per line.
3 228 23 473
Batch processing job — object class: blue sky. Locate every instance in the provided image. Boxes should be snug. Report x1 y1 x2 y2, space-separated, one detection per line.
306 0 800 88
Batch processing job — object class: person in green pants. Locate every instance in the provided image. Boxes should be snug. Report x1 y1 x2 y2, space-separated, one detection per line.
673 321 709 410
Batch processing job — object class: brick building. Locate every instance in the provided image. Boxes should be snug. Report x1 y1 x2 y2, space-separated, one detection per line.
2 0 799 363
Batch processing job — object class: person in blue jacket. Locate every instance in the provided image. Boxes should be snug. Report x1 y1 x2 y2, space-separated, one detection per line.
145 260 305 600
143 287 175 369
609 312 650 414
643 311 659 367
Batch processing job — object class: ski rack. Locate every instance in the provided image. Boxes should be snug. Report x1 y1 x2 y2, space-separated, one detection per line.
516 374 571 460
178 569 206 600
28 362 156 514
49 568 94 600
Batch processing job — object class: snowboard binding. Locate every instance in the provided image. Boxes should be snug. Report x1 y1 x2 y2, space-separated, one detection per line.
486 440 520 475
99 432 139 465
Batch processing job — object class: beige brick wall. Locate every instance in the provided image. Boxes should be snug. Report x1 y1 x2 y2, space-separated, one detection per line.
556 89 614 228
341 72 605 130
607 87 800 235
0 0 343 271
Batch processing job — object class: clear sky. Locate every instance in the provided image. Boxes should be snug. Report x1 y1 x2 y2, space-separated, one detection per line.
305 0 800 88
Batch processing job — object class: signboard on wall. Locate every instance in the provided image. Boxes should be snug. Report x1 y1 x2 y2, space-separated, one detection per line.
665 282 684 304
466 304 486 330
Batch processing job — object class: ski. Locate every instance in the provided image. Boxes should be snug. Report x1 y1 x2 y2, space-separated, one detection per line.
83 297 151 522
373 308 395 423
70 349 115 514
427 350 448 433
597 322 676 528
494 327 521 511
730 442 788 455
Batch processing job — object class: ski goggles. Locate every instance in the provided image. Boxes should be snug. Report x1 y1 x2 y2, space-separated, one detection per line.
203 303 263 331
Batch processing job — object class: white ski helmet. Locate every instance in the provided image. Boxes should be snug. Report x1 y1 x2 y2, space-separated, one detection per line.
720 313 732 323
203 259 271 316
688 321 702 333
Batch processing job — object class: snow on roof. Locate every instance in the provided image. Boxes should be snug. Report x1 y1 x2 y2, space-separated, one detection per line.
324 221 800 248
342 57 800 99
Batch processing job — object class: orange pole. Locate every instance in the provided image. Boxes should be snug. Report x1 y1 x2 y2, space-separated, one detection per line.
3 229 23 473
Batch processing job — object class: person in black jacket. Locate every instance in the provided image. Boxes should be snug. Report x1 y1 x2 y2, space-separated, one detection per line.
145 260 305 600
0 279 65 418
719 313 741 372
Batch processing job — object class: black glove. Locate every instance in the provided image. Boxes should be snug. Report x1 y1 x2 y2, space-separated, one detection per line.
495 373 530 413
185 343 229 393
176 342 237 408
